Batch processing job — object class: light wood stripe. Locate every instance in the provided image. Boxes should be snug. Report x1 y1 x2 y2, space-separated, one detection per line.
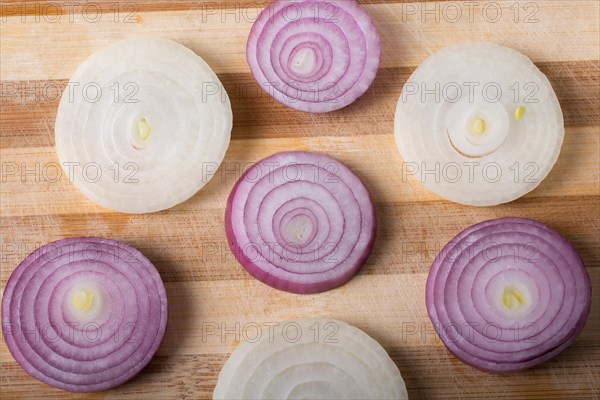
0 0 251 15
1 196 598 287
1 2 598 81
1 61 598 149
0 0 438 16
0 129 598 218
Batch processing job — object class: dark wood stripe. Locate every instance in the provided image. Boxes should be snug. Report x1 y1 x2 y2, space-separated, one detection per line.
1 195 597 285
1 61 598 149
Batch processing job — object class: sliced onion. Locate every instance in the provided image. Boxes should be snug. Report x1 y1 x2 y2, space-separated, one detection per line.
225 151 376 294
426 218 591 372
247 0 381 113
1 238 168 392
213 318 408 399
395 42 564 206
55 37 232 213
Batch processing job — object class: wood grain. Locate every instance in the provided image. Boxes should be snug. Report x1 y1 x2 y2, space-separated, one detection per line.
1 1 599 399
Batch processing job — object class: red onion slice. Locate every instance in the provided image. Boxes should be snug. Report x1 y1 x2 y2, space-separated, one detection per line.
225 152 376 294
426 218 591 372
1 238 168 392
247 0 381 113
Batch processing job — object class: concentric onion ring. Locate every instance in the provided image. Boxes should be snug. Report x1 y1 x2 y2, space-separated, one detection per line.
55 37 232 213
213 318 408 399
395 42 564 206
225 152 376 294
247 0 381 113
426 218 591 372
1 238 168 392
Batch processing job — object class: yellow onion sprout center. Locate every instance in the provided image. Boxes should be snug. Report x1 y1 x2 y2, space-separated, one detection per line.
471 118 487 136
515 106 526 121
72 289 95 311
502 287 526 309
68 285 103 322
137 118 151 140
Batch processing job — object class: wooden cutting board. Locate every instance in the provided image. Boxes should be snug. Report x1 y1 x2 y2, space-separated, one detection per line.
1 1 598 398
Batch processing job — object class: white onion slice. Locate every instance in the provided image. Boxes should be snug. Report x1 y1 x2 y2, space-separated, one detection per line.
55 37 232 213
213 318 408 399
394 42 564 206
